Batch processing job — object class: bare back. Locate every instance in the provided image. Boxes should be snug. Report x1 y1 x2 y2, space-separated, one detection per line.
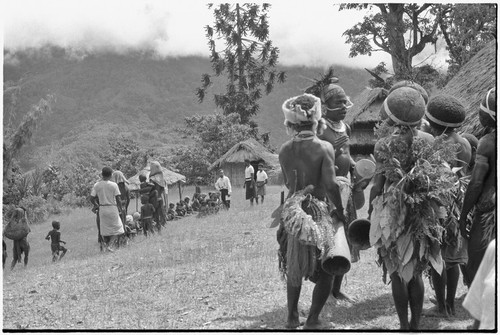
279 137 339 204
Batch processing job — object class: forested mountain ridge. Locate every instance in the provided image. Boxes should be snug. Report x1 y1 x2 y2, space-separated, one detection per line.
4 48 371 170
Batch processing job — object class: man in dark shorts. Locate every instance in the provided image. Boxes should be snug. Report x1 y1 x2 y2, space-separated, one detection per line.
459 87 496 283
243 159 257 205
45 220 68 262
279 93 346 329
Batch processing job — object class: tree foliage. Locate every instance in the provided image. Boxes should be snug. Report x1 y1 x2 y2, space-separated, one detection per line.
3 93 55 184
340 4 442 79
196 3 286 124
172 113 257 183
438 4 497 79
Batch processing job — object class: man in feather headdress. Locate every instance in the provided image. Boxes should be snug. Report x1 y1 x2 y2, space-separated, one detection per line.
306 70 363 302
278 93 346 329
459 87 496 284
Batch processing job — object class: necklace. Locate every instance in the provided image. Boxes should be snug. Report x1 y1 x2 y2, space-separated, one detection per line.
324 118 346 133
293 130 316 142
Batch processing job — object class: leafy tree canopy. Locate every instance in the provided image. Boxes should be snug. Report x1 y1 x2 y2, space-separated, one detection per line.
196 3 286 124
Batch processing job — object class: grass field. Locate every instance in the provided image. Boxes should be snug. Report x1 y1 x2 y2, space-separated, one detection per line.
3 185 474 330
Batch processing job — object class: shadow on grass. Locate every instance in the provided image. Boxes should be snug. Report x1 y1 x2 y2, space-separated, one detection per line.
213 292 395 330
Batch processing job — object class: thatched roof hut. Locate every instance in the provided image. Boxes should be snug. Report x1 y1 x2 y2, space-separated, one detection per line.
209 138 282 186
345 87 387 155
128 164 186 191
128 163 186 210
438 41 496 138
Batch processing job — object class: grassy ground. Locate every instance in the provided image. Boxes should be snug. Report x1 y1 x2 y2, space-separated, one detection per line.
3 185 474 330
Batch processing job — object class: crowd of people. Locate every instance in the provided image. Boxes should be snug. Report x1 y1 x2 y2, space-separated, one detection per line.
2 76 495 331
276 78 496 330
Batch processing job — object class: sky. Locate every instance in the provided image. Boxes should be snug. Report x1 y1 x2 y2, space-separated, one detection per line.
2 0 450 71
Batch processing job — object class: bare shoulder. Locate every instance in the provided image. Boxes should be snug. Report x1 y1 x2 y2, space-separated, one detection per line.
477 133 496 156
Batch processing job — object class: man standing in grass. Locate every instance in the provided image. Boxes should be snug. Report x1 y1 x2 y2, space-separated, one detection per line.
243 159 257 205
90 167 124 252
255 163 268 205
215 169 232 209
278 93 346 330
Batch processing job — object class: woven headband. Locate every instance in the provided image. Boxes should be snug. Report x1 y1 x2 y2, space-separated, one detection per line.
425 110 463 128
480 88 496 121
383 99 421 126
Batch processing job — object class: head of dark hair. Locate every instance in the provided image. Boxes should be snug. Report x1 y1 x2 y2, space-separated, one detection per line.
102 166 113 178
139 174 147 182
52 220 60 229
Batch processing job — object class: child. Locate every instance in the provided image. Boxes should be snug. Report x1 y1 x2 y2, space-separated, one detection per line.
176 202 186 217
125 215 138 239
132 212 142 232
140 194 155 237
191 194 201 212
45 221 68 262
167 203 177 221
184 197 193 215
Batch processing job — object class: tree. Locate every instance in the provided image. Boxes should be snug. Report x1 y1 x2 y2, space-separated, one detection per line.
196 3 286 124
172 113 256 183
340 4 442 79
3 93 55 185
438 4 496 79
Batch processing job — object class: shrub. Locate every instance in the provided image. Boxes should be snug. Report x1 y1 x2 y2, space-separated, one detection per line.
18 195 48 224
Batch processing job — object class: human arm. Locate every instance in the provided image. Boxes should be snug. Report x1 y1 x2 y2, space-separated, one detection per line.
227 177 232 194
459 151 490 237
45 232 50 241
321 143 346 223
367 144 386 219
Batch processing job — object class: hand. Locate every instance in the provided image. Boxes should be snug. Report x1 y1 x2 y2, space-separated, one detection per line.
337 210 347 224
333 135 348 152
458 216 469 239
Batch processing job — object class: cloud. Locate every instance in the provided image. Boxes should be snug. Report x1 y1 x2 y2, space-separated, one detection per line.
3 1 448 70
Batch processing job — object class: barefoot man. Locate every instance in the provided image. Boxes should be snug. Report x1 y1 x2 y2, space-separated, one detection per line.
424 94 471 317
317 83 359 302
278 93 347 329
459 87 496 283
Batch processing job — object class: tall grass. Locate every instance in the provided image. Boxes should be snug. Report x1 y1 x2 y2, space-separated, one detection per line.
3 185 473 330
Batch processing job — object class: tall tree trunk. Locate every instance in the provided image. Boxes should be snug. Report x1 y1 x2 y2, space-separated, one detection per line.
386 5 413 79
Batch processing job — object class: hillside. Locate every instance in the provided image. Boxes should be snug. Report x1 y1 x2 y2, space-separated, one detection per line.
3 47 371 171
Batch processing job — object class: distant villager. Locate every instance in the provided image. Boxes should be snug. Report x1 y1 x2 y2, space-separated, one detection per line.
215 169 232 209
149 161 167 230
90 167 125 252
243 159 257 205
8 208 31 270
255 164 268 205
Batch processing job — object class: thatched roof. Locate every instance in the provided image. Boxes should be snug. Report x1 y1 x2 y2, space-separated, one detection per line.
439 41 496 138
128 163 186 191
209 138 280 171
345 87 387 126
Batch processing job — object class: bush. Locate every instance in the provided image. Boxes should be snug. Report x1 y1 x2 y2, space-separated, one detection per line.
61 193 89 208
18 195 48 224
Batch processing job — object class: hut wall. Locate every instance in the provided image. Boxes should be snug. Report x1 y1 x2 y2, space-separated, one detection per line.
221 162 246 187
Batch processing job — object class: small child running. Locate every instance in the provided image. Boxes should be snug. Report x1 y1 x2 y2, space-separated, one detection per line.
45 221 68 262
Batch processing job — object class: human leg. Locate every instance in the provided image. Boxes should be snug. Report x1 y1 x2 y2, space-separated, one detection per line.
331 274 355 302
390 272 410 330
430 266 448 316
286 281 302 328
22 243 29 267
408 274 424 330
59 246 68 260
445 264 460 315
304 270 334 329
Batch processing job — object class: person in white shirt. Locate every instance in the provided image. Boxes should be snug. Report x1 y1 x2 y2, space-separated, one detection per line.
243 159 257 205
215 169 232 209
255 163 268 204
462 239 496 330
